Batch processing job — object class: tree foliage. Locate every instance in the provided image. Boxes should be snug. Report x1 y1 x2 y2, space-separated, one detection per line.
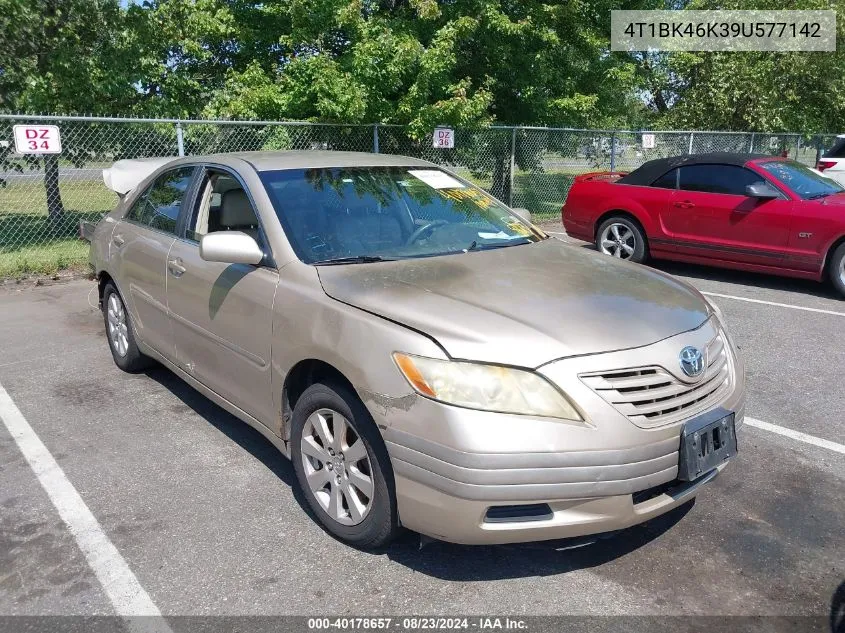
635 0 845 133
1 0 843 135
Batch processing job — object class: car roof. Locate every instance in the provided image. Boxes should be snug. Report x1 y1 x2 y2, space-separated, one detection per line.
617 152 778 186
190 150 436 171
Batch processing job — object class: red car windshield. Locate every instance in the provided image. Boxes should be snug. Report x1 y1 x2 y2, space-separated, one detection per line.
758 160 844 200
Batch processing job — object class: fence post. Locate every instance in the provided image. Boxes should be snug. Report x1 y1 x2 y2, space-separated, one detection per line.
508 127 516 207
688 132 695 154
175 121 185 157
609 132 617 172
373 123 380 153
748 133 755 153
795 135 801 160
815 136 823 165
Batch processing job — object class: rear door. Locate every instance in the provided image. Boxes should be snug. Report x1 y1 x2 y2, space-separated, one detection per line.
166 166 278 426
110 166 196 361
669 164 792 266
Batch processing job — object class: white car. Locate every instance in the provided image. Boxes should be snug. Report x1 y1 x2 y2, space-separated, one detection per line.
817 134 845 186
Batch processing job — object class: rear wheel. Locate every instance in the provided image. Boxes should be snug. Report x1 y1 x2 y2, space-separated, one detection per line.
829 242 845 299
102 282 154 372
291 382 399 549
596 216 648 263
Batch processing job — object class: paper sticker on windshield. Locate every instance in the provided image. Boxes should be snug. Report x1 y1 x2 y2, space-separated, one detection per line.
408 170 466 190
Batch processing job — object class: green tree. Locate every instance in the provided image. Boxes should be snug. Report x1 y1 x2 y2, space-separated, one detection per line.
0 0 144 221
635 0 845 133
204 0 643 199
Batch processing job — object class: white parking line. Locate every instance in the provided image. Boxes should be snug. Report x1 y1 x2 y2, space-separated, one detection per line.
745 416 845 455
701 291 845 317
0 382 171 631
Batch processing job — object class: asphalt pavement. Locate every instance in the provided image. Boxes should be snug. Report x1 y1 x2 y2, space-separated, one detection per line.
0 234 843 632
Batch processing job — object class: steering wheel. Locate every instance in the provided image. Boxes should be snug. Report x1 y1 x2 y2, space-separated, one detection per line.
406 220 448 245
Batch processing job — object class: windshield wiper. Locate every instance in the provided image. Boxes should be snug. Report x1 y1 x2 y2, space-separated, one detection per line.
312 255 395 265
807 192 835 200
466 237 532 251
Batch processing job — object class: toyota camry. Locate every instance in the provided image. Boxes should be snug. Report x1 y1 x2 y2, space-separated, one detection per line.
89 151 745 548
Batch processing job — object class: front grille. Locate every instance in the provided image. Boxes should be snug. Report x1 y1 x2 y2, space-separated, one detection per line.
580 335 731 428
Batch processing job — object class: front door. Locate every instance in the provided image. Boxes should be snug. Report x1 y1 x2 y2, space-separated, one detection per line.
670 164 792 266
110 166 196 361
166 167 278 426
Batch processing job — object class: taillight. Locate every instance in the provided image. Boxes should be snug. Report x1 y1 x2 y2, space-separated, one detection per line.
817 160 836 172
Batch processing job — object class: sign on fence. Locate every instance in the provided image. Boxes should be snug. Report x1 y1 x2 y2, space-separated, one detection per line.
433 127 455 149
13 125 62 154
641 133 656 149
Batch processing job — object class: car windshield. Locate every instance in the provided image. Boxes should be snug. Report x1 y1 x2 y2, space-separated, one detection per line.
260 167 543 264
757 159 845 200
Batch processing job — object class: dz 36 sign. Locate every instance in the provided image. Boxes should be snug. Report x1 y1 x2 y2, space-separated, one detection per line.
13 125 63 154
433 127 455 149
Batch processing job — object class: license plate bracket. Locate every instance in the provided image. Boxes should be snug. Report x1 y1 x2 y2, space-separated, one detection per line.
678 407 737 482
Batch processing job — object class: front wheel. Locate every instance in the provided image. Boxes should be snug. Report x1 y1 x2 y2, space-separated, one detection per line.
829 242 845 299
596 216 648 263
291 382 399 549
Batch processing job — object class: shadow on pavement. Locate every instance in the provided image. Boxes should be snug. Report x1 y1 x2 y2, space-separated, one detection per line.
832 579 845 633
144 364 695 581
144 366 296 489
380 500 693 581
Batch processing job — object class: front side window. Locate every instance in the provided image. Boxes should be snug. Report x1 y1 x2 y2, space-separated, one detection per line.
126 167 195 234
758 159 845 200
188 169 262 243
678 164 763 196
260 167 544 264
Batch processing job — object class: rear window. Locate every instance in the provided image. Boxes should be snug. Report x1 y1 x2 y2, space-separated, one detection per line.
823 137 845 158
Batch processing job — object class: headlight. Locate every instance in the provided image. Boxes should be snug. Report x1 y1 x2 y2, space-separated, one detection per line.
393 353 583 420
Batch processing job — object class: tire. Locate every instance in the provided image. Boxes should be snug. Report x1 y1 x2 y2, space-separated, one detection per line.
596 216 649 264
101 281 154 372
291 382 399 549
829 242 845 299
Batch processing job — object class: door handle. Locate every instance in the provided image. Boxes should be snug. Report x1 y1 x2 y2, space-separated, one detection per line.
112 234 125 247
167 258 186 277
674 200 695 209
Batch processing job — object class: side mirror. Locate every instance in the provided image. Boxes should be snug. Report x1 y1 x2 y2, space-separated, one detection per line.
512 207 532 224
200 231 264 265
745 182 780 200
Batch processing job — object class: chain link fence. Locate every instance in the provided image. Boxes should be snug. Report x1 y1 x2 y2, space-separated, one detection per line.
0 113 839 275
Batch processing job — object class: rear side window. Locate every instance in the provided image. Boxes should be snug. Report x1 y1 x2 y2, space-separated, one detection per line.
651 168 678 189
126 167 196 234
823 137 845 158
678 165 762 196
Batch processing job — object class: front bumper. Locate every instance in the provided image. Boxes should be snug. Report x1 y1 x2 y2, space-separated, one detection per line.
369 319 746 545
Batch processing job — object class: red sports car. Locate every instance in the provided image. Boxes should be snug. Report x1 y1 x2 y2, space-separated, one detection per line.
561 153 845 297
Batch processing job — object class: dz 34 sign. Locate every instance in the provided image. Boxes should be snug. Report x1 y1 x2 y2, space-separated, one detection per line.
13 125 63 154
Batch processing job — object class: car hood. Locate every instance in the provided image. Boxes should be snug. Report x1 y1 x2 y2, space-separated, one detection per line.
821 192 845 206
316 239 710 368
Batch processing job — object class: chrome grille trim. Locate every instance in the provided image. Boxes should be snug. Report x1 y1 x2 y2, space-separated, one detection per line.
580 334 732 428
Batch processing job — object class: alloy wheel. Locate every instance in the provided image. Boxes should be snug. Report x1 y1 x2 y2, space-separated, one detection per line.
599 223 636 259
106 294 129 357
300 408 374 526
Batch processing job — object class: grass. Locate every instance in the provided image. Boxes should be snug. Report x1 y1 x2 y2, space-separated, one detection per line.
0 179 117 278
